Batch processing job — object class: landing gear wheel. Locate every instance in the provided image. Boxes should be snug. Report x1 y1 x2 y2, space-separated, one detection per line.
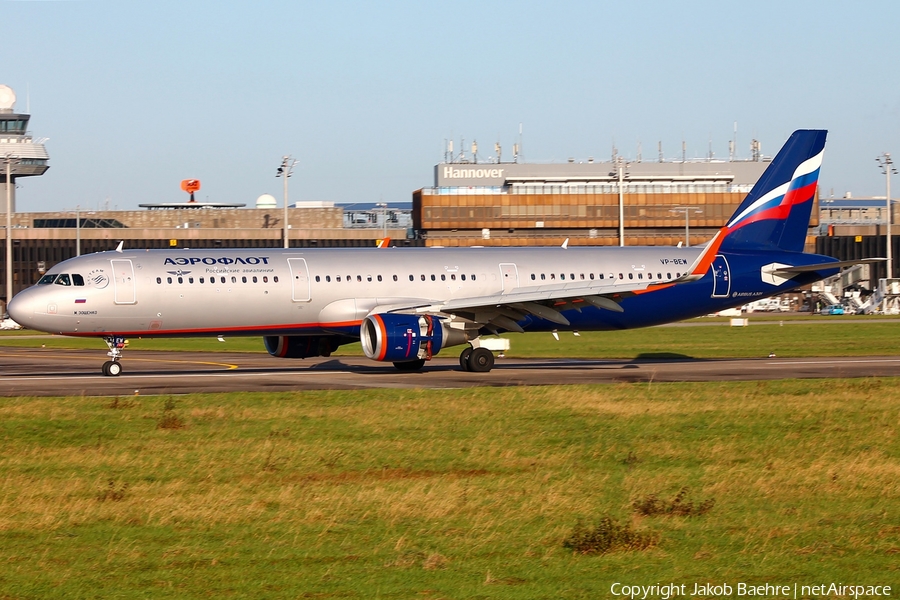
102 360 122 376
459 347 473 371
393 359 426 372
467 347 495 373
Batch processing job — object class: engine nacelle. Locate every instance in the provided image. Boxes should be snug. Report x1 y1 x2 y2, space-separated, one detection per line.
361 314 464 363
264 335 344 359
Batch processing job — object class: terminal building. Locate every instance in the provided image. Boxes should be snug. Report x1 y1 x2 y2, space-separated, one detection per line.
414 152 775 247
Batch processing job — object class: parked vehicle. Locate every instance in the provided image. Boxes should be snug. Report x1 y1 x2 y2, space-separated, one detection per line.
821 304 844 315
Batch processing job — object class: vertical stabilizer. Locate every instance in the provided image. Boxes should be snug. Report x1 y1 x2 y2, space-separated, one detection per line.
719 130 826 253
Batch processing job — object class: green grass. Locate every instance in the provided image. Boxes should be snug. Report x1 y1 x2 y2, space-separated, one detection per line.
0 381 898 597
5 316 900 358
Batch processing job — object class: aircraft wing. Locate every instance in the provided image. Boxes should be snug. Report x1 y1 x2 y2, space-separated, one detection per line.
370 237 721 331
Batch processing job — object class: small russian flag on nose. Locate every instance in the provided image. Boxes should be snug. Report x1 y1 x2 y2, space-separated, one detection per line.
75 299 86 304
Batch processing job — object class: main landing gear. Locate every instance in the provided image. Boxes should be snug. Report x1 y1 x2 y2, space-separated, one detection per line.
459 346 495 373
102 336 126 376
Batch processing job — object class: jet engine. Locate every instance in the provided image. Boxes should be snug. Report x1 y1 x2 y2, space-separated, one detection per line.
360 314 466 363
264 335 345 359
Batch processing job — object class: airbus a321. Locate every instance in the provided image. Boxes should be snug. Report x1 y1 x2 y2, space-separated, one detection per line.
9 130 864 375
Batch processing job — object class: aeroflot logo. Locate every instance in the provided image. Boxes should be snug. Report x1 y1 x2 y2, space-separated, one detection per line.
443 167 504 179
164 256 271 266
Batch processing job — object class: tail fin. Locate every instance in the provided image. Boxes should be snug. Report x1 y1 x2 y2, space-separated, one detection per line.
719 129 826 253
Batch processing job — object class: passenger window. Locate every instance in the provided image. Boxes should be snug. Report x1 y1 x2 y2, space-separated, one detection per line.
560 274 565 280
440 274 446 281
541 274 546 280
242 276 247 283
591 273 596 280
628 274 633 280
657 273 662 279
550 274 556 280
570 274 575 280
178 277 183 284
638 274 642 280
189 277 194 283
409 275 414 281
367 275 372 282
325 276 330 282
420 274 426 281
392 275 397 282
580 274 585 280
336 276 341 282
357 275 362 282
231 276 237 283
200 277 205 284
167 277 173 284
38 274 56 285
471 275 476 281
430 274 436 281
55 274 71 286
263 276 268 283
451 274 456 280
156 277 162 284
461 274 466 281
209 278 215 285
73 274 85 286
667 273 671 279
253 276 258 283
619 273 624 279
315 276 321 282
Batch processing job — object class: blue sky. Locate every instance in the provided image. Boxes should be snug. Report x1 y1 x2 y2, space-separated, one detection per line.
4 0 900 212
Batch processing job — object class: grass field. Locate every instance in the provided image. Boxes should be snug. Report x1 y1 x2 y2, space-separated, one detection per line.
1 316 899 359
0 380 898 598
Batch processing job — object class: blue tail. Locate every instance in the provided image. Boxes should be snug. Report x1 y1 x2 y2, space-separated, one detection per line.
719 129 826 253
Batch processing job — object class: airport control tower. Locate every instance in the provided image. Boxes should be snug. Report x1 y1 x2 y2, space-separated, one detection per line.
0 85 49 213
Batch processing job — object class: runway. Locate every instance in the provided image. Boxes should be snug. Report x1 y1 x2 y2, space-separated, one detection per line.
1 347 898 396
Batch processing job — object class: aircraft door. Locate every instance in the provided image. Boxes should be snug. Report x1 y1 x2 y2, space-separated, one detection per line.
288 258 311 302
711 255 731 298
499 263 518 293
110 259 136 305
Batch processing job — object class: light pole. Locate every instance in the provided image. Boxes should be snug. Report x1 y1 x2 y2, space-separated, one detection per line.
4 154 16 314
877 153 896 282
376 202 388 242
613 156 628 246
75 205 81 257
276 156 297 249
670 206 702 247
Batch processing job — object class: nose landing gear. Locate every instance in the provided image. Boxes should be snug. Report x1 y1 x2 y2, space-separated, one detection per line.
102 336 126 376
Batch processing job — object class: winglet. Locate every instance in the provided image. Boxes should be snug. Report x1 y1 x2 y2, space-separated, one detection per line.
561 238 569 250
377 237 391 248
115 241 124 253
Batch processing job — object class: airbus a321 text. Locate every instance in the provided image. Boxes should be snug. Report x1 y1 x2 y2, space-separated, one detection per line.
9 130 871 376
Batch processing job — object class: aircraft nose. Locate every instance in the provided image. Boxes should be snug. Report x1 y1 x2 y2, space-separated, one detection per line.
7 289 35 327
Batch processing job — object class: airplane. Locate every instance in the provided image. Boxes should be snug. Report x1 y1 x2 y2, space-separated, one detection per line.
8 129 872 376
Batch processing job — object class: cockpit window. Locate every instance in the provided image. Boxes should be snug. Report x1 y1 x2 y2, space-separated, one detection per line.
38 274 57 285
55 274 72 286
72 274 85 286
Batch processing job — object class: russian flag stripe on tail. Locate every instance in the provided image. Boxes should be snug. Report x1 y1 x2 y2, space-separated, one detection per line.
720 130 826 253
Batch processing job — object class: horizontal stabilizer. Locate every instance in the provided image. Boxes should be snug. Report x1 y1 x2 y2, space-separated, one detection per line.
772 257 886 276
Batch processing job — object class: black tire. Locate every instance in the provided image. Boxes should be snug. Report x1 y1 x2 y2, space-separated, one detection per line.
467 348 494 373
393 359 425 372
102 361 112 376
459 347 473 371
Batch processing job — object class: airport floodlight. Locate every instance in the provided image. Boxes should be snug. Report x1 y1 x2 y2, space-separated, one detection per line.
670 206 703 247
876 152 897 285
276 156 297 249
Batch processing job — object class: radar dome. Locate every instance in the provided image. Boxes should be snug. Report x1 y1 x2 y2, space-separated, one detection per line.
256 194 277 209
0 85 16 111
